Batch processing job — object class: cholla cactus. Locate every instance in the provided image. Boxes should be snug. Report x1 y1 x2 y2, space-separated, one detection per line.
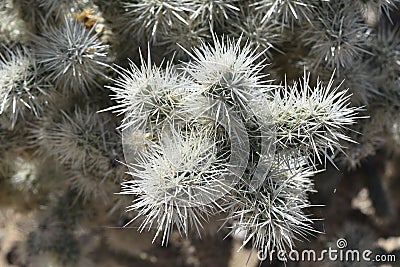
31 105 117 167
189 0 241 28
103 51 192 131
34 16 109 95
68 159 119 202
106 35 360 257
304 1 370 74
250 0 319 28
0 45 48 128
157 19 211 59
227 12 282 60
329 60 380 105
4 1 400 265
261 71 360 164
120 124 232 244
122 0 191 44
367 24 400 83
30 103 123 201
182 35 271 118
228 162 317 256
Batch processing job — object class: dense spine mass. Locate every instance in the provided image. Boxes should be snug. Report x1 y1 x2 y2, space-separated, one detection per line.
0 0 399 265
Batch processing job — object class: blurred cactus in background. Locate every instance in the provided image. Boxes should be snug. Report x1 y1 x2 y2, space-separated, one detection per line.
1 1 400 267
